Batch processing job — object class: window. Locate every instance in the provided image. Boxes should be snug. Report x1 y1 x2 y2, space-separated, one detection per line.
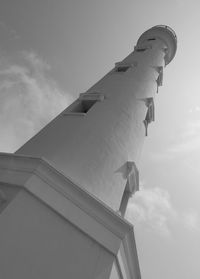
63 92 104 115
136 48 147 52
147 38 156 41
69 100 97 114
115 66 130 72
135 45 152 52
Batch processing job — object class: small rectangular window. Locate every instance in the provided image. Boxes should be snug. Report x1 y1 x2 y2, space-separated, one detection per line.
147 38 156 41
69 100 97 114
116 66 130 72
81 100 97 113
136 48 147 52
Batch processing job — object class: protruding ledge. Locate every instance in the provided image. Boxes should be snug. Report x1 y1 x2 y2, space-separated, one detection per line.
136 25 177 65
0 152 141 279
79 92 105 101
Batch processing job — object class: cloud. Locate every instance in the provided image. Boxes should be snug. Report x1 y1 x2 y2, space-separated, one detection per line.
182 209 200 232
189 106 200 113
126 185 200 237
0 51 71 152
126 187 177 237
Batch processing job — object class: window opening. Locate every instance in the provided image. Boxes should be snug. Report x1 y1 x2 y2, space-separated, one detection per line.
67 100 97 114
136 48 147 52
75 100 97 113
116 66 130 72
148 38 156 41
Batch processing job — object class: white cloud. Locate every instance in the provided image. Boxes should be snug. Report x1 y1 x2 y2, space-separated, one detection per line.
0 51 72 152
126 185 200 237
126 187 177 237
182 209 200 232
189 106 200 113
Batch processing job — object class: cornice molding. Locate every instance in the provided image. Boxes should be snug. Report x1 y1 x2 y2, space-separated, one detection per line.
0 152 141 279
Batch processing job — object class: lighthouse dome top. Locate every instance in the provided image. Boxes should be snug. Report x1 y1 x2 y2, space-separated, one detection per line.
137 25 177 65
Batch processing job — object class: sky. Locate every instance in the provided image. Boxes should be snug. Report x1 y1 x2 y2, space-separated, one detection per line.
0 0 200 278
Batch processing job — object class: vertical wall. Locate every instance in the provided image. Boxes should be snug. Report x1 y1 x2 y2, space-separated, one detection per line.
16 26 177 212
0 189 117 279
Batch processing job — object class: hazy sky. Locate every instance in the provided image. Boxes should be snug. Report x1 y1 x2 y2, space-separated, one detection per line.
0 0 200 278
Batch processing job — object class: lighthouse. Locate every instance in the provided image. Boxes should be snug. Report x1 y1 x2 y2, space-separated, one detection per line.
0 25 176 279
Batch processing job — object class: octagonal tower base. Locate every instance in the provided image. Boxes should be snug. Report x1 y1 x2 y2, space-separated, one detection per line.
0 153 140 279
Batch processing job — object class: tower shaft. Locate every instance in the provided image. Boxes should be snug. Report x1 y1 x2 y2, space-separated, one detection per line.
16 26 177 213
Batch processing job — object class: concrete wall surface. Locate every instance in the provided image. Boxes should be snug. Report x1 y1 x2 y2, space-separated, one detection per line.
0 189 116 279
16 38 166 211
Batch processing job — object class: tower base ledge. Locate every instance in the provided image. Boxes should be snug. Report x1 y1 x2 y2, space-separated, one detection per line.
0 152 141 279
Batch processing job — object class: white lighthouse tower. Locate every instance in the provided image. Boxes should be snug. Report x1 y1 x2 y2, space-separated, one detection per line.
0 25 176 279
